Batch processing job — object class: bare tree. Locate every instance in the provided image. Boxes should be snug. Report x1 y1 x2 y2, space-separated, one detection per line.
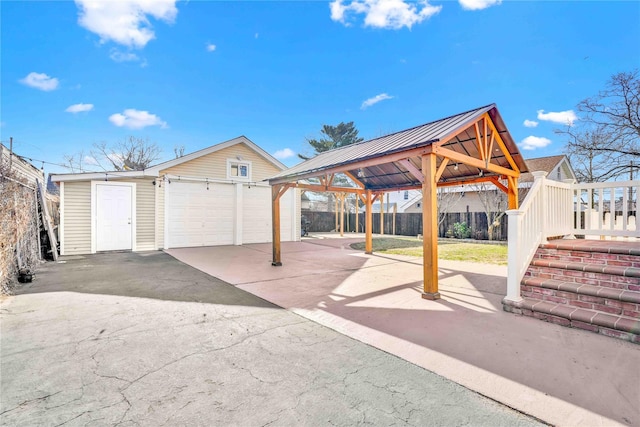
62 149 89 173
174 145 185 158
558 70 639 181
437 187 463 227
472 182 508 241
563 126 629 182
64 137 162 172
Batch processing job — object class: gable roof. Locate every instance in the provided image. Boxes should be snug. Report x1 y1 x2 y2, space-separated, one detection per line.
146 135 286 174
52 136 285 182
521 155 576 183
269 104 528 190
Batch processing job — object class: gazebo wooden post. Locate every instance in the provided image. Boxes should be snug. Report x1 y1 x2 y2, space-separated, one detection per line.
271 184 283 266
393 203 397 235
355 196 359 233
421 152 441 300
334 195 339 231
379 192 384 235
339 193 345 237
507 176 519 209
365 189 373 254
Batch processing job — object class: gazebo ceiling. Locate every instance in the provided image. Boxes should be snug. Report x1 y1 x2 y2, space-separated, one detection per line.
269 104 528 191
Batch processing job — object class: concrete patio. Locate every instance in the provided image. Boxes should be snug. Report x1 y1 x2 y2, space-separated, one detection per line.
167 234 640 427
1 251 541 426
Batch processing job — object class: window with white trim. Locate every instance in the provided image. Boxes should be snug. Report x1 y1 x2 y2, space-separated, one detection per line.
227 159 251 180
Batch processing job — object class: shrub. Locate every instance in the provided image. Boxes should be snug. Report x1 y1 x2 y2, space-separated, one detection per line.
452 222 471 239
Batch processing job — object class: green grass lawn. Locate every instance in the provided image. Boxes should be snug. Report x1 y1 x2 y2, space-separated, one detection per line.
350 237 508 265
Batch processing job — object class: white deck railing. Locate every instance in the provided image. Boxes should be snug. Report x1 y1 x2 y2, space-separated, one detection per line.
572 181 639 239
505 175 639 303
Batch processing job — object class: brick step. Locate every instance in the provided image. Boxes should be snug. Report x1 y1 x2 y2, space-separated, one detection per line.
533 247 640 268
521 277 640 317
530 258 640 279
506 297 640 342
540 241 640 256
526 260 640 291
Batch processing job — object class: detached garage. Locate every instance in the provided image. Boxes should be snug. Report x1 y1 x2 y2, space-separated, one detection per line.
52 136 299 255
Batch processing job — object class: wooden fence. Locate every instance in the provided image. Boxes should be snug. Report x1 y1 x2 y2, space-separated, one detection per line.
301 211 508 240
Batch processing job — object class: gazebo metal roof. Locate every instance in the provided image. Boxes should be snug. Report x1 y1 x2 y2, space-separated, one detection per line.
270 104 528 190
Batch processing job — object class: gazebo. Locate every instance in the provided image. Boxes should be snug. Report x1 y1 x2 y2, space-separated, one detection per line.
268 104 528 299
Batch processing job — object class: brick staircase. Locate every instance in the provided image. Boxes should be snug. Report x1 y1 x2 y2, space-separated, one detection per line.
504 239 640 343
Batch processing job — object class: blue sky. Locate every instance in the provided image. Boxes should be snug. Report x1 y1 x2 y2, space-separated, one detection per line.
1 0 639 175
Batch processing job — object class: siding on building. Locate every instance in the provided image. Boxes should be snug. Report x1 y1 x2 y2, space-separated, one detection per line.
156 183 165 249
62 181 91 255
162 143 281 182
136 178 155 251
1 144 45 185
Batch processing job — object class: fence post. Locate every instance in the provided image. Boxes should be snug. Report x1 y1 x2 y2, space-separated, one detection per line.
532 172 548 243
505 209 524 304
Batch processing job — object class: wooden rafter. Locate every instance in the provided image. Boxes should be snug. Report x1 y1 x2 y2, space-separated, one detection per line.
437 176 497 188
435 158 449 182
483 113 519 173
288 182 364 195
474 121 486 161
488 176 508 194
398 158 424 182
433 145 519 177
343 171 365 188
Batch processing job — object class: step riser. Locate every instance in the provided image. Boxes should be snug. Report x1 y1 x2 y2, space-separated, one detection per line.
533 248 640 267
521 286 640 318
506 306 639 343
510 241 640 344
525 266 639 290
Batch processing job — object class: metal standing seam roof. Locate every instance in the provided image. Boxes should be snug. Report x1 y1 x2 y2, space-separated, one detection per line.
269 104 527 189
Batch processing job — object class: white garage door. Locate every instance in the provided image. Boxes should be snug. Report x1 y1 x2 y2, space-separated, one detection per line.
242 186 293 244
167 181 234 248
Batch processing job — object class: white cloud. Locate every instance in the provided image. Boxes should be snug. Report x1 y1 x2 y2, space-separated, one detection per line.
206 43 216 52
274 148 295 160
361 93 393 109
537 109 578 126
459 0 501 11
110 49 140 62
66 103 94 113
108 109 167 129
520 136 551 150
19 72 59 91
330 0 442 30
75 0 178 49
523 119 538 128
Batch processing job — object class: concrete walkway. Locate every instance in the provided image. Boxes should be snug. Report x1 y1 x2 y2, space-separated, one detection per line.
1 251 541 426
167 236 640 427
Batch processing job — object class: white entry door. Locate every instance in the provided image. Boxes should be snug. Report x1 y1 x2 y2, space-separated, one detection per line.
96 184 133 251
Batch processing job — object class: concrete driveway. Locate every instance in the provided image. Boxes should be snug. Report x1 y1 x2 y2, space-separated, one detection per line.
167 236 640 427
1 251 541 426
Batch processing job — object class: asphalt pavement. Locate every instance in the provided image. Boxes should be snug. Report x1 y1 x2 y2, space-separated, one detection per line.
1 251 542 426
